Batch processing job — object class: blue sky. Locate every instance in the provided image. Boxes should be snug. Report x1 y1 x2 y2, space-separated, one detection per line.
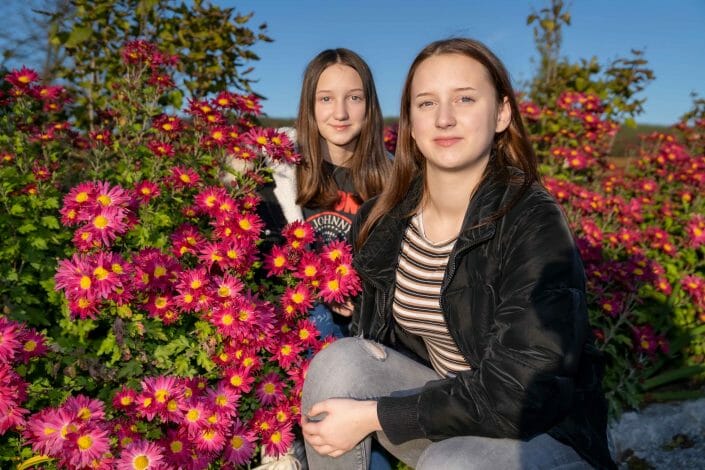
228 0 705 125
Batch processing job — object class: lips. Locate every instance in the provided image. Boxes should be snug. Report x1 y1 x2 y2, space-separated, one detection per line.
433 137 462 147
331 124 351 132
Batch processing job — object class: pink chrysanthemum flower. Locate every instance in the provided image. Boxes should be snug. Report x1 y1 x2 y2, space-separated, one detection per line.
65 425 111 469
207 384 240 418
159 429 195 469
321 239 353 264
113 387 138 412
221 366 255 394
271 339 303 370
296 318 320 346
152 114 184 135
77 205 129 247
139 376 183 423
5 66 39 88
281 284 314 318
0 318 21 363
116 440 165 470
171 223 204 258
134 180 161 204
170 166 200 189
194 186 229 216
194 426 225 453
147 140 175 158
232 212 264 239
197 240 226 270
282 221 315 250
212 273 244 302
64 394 106 422
222 420 257 466
262 422 295 459
24 407 77 456
255 372 285 406
180 399 210 435
263 245 291 277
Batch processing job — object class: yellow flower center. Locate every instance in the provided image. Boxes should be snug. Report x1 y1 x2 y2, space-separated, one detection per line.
154 265 166 278
155 297 167 309
187 409 200 422
77 407 91 420
120 395 133 406
77 435 93 450
94 266 109 280
263 383 276 394
75 192 89 203
24 340 37 352
93 215 108 229
97 194 112 206
230 436 244 449
112 263 123 274
327 279 340 291
170 440 183 453
80 276 92 290
221 314 234 326
230 375 243 386
155 389 168 403
218 286 231 297
133 455 150 470
281 345 292 355
239 219 252 230
304 266 317 277
274 256 285 268
292 292 305 304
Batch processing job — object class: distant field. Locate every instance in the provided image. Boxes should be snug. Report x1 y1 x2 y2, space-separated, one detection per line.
259 117 673 159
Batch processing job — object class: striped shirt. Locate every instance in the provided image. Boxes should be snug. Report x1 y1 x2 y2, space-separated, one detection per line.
393 213 471 377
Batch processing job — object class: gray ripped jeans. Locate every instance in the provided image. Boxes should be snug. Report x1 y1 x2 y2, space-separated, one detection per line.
302 337 593 469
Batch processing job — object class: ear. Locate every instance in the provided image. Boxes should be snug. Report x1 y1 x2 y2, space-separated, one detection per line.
495 96 511 133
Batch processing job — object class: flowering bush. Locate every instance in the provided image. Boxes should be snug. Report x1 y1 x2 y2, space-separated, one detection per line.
1 41 361 469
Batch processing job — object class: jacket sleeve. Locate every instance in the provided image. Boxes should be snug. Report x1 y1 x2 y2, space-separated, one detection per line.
377 196 588 443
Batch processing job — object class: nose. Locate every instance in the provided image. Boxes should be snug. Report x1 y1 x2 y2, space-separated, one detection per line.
435 101 456 129
333 99 349 121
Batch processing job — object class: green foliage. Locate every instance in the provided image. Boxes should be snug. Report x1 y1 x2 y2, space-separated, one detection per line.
49 0 271 127
0 84 72 328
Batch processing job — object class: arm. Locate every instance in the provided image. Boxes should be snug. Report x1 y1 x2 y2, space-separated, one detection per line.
378 196 588 443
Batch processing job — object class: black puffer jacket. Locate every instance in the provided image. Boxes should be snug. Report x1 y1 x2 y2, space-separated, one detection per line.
350 172 615 469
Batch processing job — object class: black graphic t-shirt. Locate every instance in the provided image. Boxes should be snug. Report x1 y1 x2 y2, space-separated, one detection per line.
303 161 361 244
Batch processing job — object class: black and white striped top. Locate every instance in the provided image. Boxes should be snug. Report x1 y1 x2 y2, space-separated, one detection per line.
393 213 471 377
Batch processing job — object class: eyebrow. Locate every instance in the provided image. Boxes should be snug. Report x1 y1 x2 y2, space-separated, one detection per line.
316 88 364 94
414 86 477 98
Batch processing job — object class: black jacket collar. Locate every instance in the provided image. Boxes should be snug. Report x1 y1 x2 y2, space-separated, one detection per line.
354 172 514 287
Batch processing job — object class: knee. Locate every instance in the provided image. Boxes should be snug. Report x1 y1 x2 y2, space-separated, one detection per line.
302 338 358 402
302 337 379 406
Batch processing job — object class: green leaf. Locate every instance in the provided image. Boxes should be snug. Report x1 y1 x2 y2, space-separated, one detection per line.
41 215 61 229
18 223 37 234
11 203 25 215
65 26 93 48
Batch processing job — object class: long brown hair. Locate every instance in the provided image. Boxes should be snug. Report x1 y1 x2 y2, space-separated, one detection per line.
357 38 538 248
295 48 390 208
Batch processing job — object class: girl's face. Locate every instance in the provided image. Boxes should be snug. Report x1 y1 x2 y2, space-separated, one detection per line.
409 53 510 175
314 64 366 154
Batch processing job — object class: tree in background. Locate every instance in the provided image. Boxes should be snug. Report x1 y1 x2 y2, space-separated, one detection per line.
526 0 654 161
1 0 272 129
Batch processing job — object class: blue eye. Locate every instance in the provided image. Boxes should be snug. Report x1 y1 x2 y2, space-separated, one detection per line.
459 96 475 103
418 100 434 108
